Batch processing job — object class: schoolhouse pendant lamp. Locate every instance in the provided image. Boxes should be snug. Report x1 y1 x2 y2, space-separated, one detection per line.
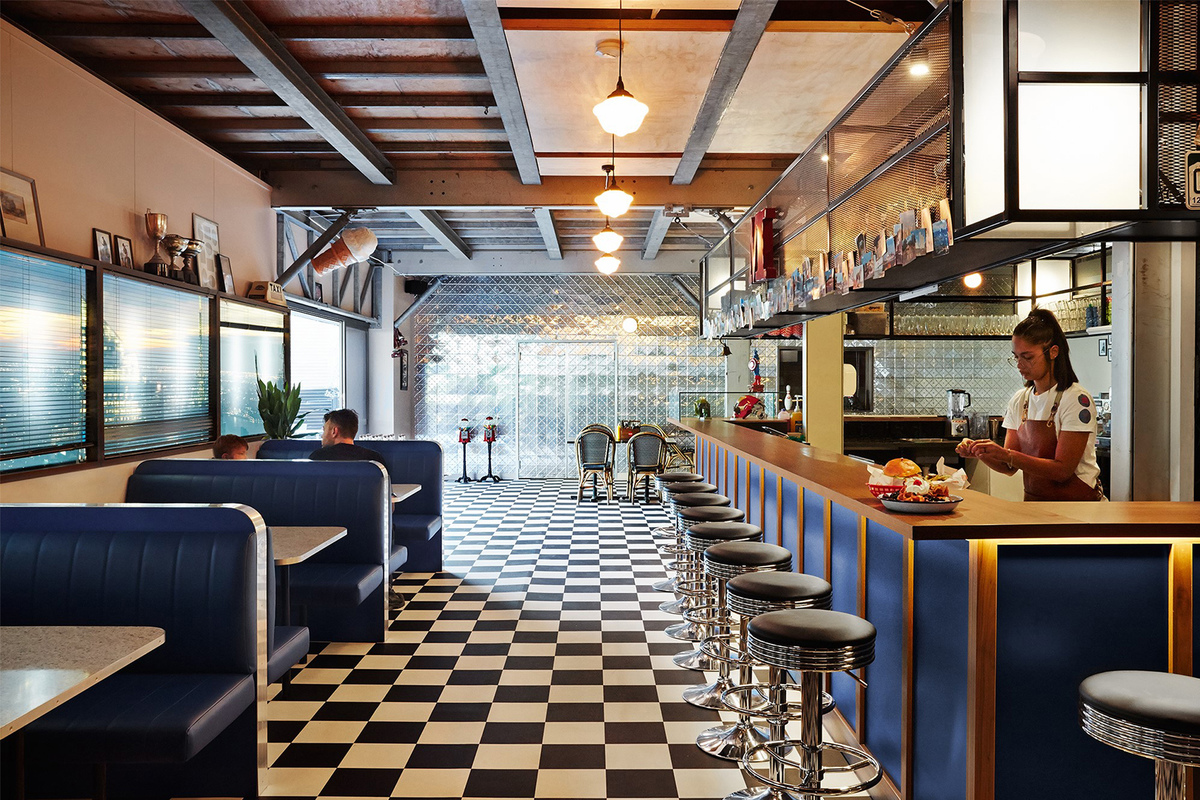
592 219 624 253
595 164 633 218
593 0 648 136
595 253 621 274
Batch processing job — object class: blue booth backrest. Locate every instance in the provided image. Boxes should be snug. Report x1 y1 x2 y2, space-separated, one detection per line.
0 504 262 676
257 439 443 517
126 460 388 566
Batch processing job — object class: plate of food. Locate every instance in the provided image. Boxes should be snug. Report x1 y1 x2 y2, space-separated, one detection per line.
879 491 963 514
866 458 968 513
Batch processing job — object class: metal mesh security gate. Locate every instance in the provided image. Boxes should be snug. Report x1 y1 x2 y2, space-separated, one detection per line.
517 341 616 478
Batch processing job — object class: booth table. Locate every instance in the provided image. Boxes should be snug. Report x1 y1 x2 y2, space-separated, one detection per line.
270 526 347 627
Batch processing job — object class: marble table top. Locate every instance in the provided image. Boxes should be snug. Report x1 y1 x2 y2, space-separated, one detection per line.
392 483 421 504
269 526 348 565
1 625 165 738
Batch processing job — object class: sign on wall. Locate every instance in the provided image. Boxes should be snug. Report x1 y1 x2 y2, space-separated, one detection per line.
1187 150 1200 210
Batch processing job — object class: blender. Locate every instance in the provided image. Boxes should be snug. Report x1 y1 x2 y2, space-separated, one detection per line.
947 389 971 437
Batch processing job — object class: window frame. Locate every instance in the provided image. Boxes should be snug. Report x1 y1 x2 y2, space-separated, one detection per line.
287 308 347 437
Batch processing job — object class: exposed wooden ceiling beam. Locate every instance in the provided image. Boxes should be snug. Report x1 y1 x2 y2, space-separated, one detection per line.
221 142 511 154
672 0 777 186
18 21 474 41
178 0 395 185
142 92 496 108
461 0 541 185
641 209 674 261
532 208 562 260
403 209 473 260
96 59 488 80
184 117 506 133
500 19 905 33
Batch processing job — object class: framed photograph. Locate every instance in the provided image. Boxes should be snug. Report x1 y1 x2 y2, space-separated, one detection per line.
0 168 45 247
398 348 409 391
191 214 220 290
1098 337 1108 357
114 235 134 269
1106 336 1112 362
92 228 114 264
216 253 235 294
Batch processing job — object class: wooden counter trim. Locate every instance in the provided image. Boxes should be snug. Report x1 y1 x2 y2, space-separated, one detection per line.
967 540 998 800
1170 543 1194 676
775 473 784 548
671 418 1200 540
794 483 804 572
901 536 915 800
857 515 868 739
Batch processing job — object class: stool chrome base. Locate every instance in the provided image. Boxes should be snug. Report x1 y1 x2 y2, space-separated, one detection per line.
652 576 678 592
673 646 718 671
696 719 772 762
683 674 735 709
723 784 798 800
665 620 704 641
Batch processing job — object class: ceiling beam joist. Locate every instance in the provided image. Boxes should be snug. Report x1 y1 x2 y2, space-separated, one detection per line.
21 21 474 41
98 59 488 80
500 18 906 34
185 117 505 133
461 0 541 185
672 0 777 186
641 209 674 261
179 0 395 185
143 92 496 109
277 210 352 288
532 208 562 260
220 142 510 155
404 209 472 260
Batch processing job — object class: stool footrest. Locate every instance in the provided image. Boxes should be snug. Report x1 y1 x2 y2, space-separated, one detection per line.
741 739 883 797
720 683 835 721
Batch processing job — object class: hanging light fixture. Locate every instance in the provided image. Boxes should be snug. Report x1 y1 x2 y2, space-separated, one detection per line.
592 0 648 136
621 316 638 333
592 219 624 253
595 253 621 274
595 164 633 218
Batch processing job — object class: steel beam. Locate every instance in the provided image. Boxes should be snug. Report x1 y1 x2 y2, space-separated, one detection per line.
671 276 701 311
143 93 496 108
404 209 472 261
393 277 442 328
532 208 562 260
276 210 352 289
672 0 777 185
641 209 674 260
179 0 395 185
461 0 542 185
185 117 505 133
95 58 487 80
20 21 474 41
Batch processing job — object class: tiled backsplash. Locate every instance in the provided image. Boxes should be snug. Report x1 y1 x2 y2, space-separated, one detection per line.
857 339 1016 424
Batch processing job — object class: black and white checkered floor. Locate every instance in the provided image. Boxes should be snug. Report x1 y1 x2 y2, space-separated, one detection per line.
264 478 760 799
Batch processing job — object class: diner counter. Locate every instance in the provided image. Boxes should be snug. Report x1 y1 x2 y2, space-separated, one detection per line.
670 417 1199 540
670 416 1197 800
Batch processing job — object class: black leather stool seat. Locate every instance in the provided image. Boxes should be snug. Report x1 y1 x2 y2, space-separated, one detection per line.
727 572 833 617
749 609 875 650
665 482 718 495
705 541 791 569
672 493 731 508
1080 671 1200 737
660 472 703 483
679 506 744 524
686 521 764 541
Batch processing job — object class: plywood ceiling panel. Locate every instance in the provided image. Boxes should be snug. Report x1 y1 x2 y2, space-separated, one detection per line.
537 155 683 177
246 0 466 24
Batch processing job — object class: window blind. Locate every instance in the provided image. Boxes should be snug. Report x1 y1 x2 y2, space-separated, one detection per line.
103 274 212 455
0 249 88 471
219 299 285 437
289 311 343 435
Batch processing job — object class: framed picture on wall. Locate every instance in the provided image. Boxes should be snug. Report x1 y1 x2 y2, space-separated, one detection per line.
398 348 409 391
0 168 45 247
314 283 324 303
191 214 220 290
114 235 134 269
216 254 236 294
1098 338 1108 357
92 228 114 264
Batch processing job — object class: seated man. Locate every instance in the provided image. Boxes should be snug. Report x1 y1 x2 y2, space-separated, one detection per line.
213 433 249 460
310 408 384 463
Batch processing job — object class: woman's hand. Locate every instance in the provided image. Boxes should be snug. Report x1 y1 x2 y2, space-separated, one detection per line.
969 439 1014 472
955 438 976 457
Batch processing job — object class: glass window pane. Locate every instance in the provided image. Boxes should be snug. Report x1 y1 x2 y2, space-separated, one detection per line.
1018 84 1142 210
219 299 285 437
289 312 343 435
103 274 212 455
0 248 88 472
1018 0 1141 73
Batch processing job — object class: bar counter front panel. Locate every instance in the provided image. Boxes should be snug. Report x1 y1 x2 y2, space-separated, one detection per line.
672 418 1198 800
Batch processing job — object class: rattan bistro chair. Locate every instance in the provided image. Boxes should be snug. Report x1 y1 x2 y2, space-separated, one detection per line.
626 431 666 503
582 423 615 438
576 428 616 502
644 422 695 473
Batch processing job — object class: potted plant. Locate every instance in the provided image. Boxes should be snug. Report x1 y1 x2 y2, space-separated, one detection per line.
256 369 307 439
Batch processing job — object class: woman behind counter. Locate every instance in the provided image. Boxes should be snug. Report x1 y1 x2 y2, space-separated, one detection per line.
956 308 1105 501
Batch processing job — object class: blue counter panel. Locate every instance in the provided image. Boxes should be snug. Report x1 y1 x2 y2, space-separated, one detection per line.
802 489 825 580
995 544 1169 800
913 538 969 800
748 466 762 528
780 479 799 560
762 470 779 545
829 502 860 725
863 520 904 785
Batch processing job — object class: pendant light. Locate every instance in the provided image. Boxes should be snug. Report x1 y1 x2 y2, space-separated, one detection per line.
595 253 621 274
592 219 624 253
592 0 648 136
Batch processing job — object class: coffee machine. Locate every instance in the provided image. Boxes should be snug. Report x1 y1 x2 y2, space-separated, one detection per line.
947 389 971 437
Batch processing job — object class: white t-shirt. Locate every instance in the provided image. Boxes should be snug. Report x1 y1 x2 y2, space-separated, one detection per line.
1002 382 1101 489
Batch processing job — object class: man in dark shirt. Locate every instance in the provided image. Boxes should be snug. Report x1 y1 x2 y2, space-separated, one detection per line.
309 408 384 463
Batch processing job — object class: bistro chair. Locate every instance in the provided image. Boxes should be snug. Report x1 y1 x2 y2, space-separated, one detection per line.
644 422 696 473
576 428 616 502
626 431 666 503
581 422 615 438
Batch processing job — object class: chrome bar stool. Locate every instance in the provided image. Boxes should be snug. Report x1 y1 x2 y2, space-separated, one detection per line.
1079 670 1200 800
699 570 832 762
664 503 744 642
728 609 881 800
653 481 717 593
658 492 731 619
672 524 766 674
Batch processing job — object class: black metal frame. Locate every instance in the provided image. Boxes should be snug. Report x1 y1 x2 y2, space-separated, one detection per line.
0 238 291 479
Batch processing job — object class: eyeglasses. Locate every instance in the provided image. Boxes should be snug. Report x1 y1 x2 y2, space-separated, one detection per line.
1007 348 1049 367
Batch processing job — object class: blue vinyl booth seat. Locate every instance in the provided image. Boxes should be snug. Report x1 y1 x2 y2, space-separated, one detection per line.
127 459 391 643
257 438 444 573
0 504 267 799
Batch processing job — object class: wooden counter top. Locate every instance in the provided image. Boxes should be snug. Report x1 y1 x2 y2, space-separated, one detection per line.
672 417 1200 541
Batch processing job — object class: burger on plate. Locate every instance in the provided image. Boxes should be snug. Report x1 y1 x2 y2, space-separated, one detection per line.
882 458 921 479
